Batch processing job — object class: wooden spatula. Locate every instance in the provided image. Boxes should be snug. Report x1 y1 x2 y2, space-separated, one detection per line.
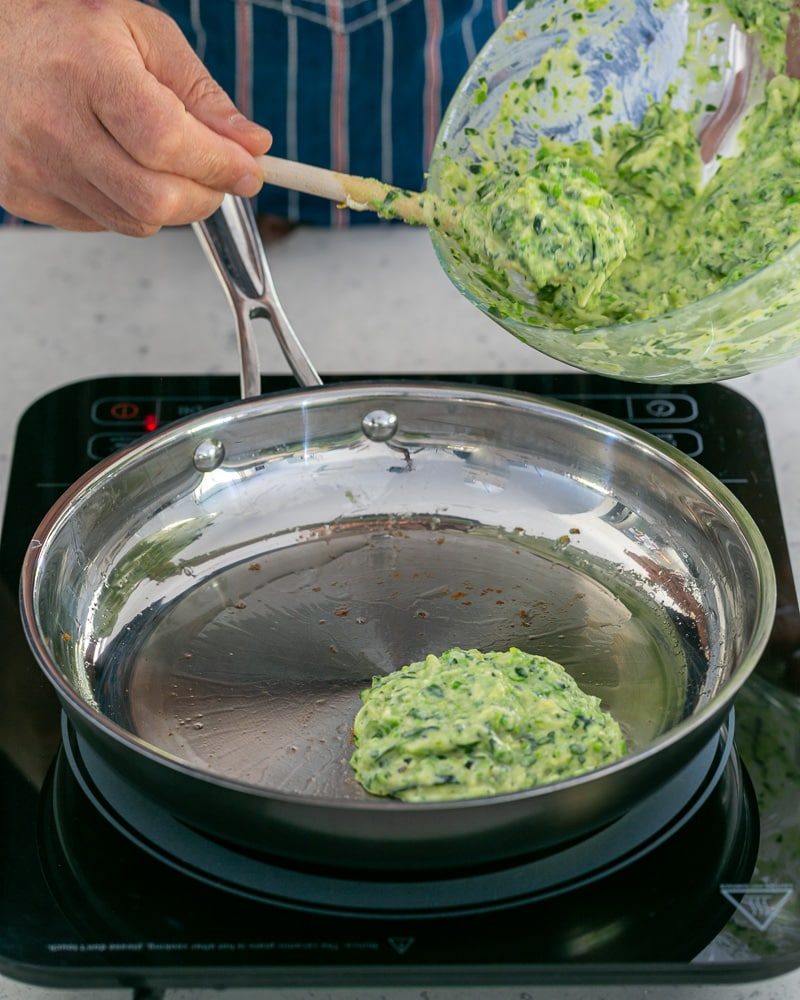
257 154 445 227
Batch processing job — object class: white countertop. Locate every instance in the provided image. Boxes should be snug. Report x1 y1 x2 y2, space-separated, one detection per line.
0 223 798 1000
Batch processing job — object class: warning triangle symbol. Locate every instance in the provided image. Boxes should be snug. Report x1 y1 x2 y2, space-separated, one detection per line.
720 883 795 932
388 937 415 955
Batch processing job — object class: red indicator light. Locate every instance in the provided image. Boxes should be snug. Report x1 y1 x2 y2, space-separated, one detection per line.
143 413 159 433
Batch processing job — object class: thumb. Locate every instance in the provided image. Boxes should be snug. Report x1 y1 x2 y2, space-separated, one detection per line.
131 7 272 155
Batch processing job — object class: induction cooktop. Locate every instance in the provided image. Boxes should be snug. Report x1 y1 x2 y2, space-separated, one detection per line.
0 372 797 993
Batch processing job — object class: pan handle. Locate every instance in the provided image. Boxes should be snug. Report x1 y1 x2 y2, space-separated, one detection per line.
192 195 323 398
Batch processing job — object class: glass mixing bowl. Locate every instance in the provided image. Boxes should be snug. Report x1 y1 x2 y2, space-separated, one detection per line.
427 0 799 383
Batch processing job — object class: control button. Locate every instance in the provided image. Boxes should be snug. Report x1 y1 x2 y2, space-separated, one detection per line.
158 397 230 423
87 432 140 460
651 428 703 458
92 397 155 426
644 399 677 419
553 393 697 424
629 394 698 424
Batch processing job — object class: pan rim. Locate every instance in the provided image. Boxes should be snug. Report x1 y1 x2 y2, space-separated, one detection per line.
19 379 777 813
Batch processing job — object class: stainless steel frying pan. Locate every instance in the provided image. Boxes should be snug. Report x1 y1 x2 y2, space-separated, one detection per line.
19 197 776 873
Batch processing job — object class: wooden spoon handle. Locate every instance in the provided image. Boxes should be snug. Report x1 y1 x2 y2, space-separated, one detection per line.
256 154 430 225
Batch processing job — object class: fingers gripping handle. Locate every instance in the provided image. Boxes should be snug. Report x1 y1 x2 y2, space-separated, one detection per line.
193 195 322 398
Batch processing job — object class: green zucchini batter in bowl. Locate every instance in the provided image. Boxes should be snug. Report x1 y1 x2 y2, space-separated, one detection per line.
435 75 800 331
350 647 627 802
458 158 635 309
423 0 800 381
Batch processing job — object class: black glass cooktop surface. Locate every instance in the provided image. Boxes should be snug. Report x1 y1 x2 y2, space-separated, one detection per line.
0 373 798 991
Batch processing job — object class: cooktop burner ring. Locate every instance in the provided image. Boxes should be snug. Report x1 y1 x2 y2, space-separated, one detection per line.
63 710 737 918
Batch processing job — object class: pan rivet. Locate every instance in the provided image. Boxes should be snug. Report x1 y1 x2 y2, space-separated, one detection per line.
362 409 398 442
193 438 225 472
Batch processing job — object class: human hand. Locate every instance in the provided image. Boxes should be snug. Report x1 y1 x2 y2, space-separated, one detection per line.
0 0 272 236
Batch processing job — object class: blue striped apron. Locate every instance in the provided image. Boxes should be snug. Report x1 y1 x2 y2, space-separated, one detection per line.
0 0 507 227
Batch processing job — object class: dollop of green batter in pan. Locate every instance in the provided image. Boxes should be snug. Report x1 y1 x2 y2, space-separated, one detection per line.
350 647 626 802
